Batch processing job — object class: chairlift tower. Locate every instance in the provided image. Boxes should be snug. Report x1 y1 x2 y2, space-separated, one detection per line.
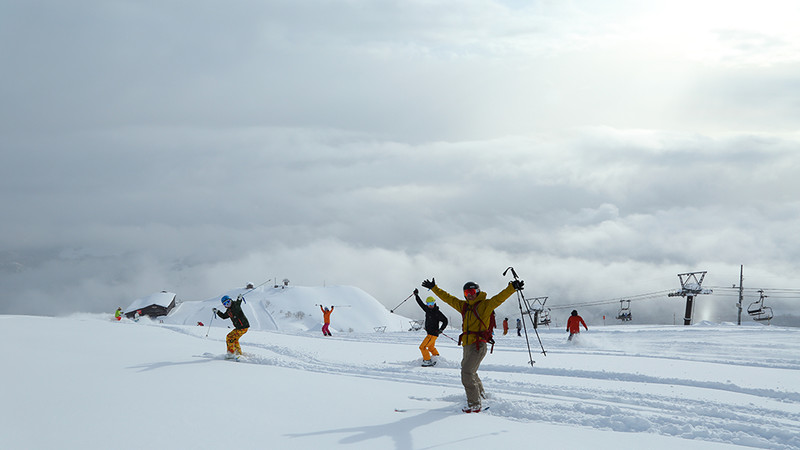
667 271 713 325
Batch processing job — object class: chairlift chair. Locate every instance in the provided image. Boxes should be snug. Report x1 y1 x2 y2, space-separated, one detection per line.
747 290 774 323
751 306 774 322
523 296 551 328
747 290 768 316
747 301 764 315
538 308 551 327
616 300 632 322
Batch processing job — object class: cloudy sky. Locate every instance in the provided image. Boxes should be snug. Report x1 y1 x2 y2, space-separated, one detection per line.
2 0 800 325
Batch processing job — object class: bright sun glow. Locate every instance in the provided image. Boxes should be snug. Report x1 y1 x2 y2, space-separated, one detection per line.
625 0 800 66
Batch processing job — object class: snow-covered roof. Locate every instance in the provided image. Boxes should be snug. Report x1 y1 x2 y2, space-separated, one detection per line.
124 291 176 312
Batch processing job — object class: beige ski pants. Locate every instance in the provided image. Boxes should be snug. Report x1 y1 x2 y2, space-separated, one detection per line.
461 341 488 408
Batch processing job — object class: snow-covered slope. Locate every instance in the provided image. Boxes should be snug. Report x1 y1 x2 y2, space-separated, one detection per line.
2 311 799 449
161 284 414 333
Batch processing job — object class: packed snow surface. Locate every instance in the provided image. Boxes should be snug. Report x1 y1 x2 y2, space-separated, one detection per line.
2 288 799 449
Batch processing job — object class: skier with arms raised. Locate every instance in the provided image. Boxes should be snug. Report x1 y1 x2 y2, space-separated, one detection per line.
421 277 523 412
413 288 448 367
320 305 334 336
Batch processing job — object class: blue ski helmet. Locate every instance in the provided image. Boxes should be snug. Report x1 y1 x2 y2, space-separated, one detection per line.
221 295 232 307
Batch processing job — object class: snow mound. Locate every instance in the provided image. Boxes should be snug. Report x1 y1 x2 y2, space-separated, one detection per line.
161 284 412 333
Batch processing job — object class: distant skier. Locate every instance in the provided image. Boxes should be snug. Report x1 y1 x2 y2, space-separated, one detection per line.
114 307 123 321
321 305 334 336
516 318 521 336
213 295 250 359
502 317 509 335
413 289 448 367
422 277 524 413
566 310 588 341
134 310 142 322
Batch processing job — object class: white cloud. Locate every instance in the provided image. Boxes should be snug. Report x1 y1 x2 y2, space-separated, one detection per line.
1 1 799 322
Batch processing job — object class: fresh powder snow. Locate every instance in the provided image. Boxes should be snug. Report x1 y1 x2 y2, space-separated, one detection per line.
2 284 799 449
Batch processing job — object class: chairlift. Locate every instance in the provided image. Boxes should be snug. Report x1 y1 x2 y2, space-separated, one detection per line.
747 290 766 315
748 290 774 323
616 299 632 322
523 297 551 328
537 308 551 327
752 306 774 322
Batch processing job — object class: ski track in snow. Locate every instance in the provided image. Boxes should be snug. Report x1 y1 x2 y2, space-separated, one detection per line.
167 324 800 449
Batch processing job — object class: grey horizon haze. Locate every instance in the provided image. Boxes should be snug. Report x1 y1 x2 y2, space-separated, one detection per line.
2 0 800 325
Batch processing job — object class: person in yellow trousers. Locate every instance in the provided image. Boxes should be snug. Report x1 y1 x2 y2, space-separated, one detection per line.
422 277 523 413
213 295 250 360
413 289 448 367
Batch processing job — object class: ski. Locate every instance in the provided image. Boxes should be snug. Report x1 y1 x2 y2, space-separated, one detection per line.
195 352 249 361
394 406 489 413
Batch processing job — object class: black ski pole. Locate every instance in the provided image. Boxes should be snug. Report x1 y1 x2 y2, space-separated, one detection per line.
503 267 547 365
205 309 215 338
241 278 274 299
507 268 547 357
504 266 547 355
390 293 414 313
516 295 536 366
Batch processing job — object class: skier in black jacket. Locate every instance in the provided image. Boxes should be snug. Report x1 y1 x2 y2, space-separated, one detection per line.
213 295 250 359
413 288 448 367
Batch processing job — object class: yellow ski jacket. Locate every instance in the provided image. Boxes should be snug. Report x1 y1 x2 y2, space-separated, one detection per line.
431 282 517 346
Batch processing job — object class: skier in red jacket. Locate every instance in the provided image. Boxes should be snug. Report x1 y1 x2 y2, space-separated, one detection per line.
566 310 588 341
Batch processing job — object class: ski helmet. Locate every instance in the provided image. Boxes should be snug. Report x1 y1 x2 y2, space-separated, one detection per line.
221 295 232 306
571 310 578 316
463 281 480 291
425 296 436 305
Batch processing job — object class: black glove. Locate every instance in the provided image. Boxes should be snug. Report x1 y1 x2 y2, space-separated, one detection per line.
413 288 419 295
212 308 217 313
421 278 436 289
511 280 524 291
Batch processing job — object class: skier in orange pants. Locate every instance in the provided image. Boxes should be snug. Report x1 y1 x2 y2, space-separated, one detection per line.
413 289 448 367
214 295 250 359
